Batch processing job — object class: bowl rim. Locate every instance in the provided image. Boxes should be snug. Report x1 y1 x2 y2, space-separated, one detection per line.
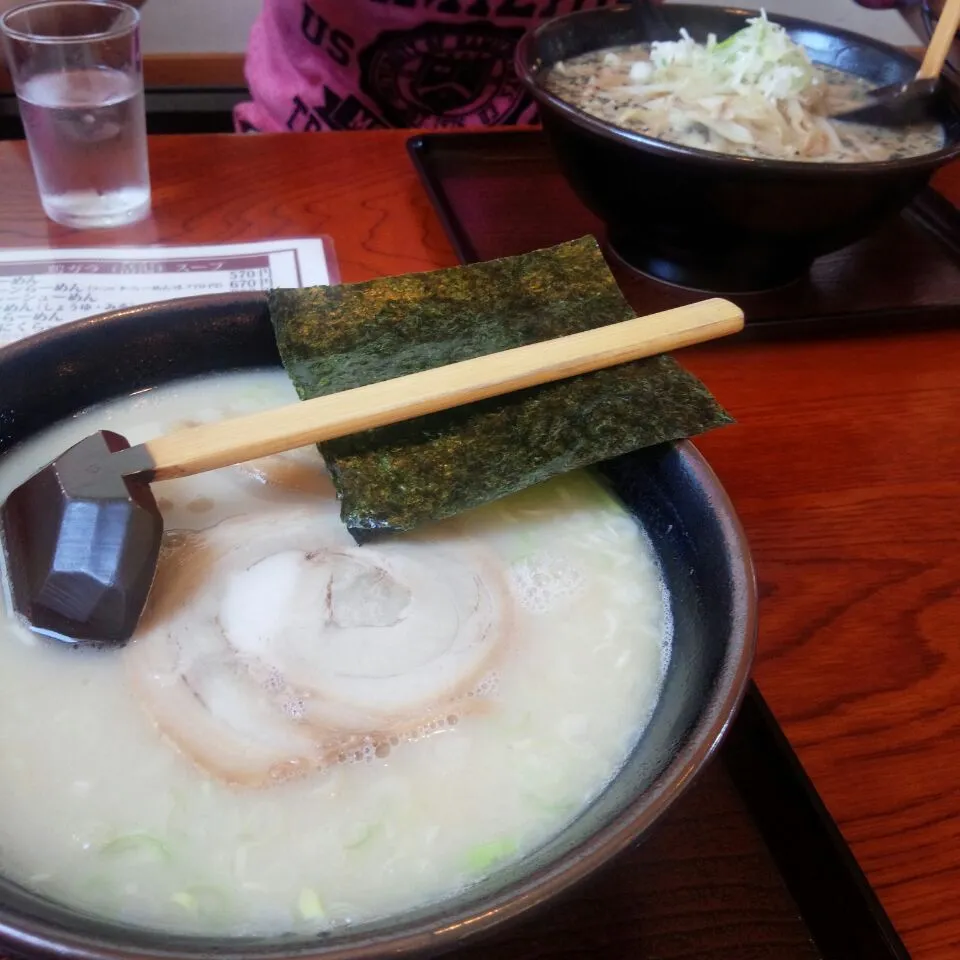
0 296 758 960
516 2 960 176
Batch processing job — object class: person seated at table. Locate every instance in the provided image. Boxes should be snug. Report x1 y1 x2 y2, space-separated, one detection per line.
234 0 941 133
0 0 942 130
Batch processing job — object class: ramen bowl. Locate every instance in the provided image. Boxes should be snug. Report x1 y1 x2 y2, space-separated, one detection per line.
516 4 960 293
0 295 755 960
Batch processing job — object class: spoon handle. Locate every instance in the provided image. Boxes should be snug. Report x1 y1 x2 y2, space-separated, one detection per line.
124 298 744 483
917 0 960 80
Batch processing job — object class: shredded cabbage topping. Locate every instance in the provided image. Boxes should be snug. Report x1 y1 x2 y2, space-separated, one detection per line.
546 12 941 163
645 14 817 100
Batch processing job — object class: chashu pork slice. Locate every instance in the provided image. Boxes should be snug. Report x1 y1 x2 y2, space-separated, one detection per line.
125 506 512 788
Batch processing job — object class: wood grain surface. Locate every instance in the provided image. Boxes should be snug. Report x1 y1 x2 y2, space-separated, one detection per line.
0 129 958 957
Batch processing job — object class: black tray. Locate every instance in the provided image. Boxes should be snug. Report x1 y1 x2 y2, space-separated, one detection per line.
407 130 912 960
409 129 960 338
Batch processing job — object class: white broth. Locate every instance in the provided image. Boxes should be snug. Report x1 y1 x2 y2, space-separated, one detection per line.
0 370 670 936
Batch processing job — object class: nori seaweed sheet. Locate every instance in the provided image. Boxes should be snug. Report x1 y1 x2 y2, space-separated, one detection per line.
270 237 732 542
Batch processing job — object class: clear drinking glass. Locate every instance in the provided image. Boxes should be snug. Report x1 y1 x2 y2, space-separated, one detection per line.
0 0 151 229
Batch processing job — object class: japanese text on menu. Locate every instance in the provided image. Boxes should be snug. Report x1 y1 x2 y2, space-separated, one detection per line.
0 240 333 347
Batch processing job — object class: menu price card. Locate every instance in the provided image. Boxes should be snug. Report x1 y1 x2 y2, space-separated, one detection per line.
0 238 336 346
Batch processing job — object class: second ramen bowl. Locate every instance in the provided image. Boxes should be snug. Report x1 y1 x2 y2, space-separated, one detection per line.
516 4 960 293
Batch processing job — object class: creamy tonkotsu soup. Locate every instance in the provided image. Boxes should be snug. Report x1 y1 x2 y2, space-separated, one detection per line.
544 25 946 163
0 370 670 937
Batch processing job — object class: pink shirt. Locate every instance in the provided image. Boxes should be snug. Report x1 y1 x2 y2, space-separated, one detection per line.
234 0 622 132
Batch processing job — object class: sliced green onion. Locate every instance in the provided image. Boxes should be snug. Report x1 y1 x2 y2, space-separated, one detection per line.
99 834 171 862
297 887 325 920
171 891 198 914
345 822 382 850
465 837 517 873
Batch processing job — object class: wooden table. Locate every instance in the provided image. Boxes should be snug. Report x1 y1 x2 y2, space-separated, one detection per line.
1 130 959 958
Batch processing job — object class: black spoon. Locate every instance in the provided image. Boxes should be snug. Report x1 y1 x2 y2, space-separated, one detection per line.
832 0 960 126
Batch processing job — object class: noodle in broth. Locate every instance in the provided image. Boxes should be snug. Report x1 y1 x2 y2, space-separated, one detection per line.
543 15 944 163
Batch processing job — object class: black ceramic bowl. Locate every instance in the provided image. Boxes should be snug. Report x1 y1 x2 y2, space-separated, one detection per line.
516 4 960 293
0 297 756 960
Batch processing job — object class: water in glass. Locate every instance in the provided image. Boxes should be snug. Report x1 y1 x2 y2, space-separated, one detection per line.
18 66 150 228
